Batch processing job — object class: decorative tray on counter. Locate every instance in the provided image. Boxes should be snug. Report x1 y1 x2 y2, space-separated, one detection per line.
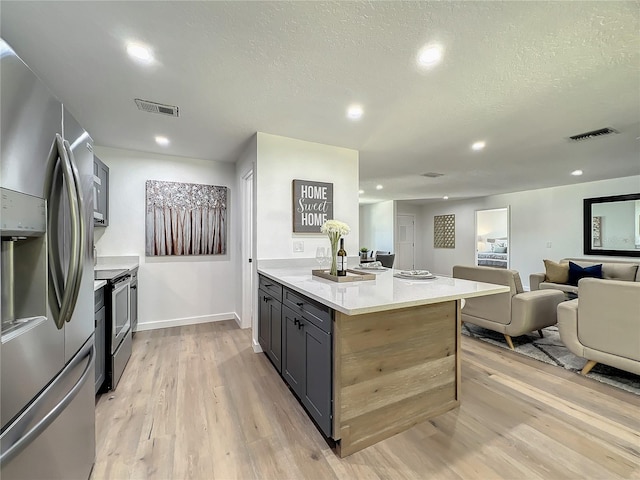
312 269 375 283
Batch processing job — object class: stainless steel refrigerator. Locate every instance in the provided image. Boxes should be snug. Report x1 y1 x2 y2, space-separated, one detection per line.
0 38 96 479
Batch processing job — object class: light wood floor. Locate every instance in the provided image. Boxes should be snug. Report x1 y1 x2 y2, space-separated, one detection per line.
92 321 640 480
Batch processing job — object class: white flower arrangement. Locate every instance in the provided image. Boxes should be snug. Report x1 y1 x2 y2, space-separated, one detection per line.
321 220 350 275
320 219 350 237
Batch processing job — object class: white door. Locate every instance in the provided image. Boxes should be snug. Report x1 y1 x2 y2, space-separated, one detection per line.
241 170 254 330
396 214 415 270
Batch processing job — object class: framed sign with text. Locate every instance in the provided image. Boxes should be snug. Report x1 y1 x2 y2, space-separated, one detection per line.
292 179 333 233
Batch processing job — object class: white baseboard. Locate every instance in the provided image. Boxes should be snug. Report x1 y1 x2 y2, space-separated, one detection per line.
135 312 239 332
252 339 263 353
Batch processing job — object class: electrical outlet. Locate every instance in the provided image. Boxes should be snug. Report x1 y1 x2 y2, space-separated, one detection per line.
546 241 552 248
293 241 304 252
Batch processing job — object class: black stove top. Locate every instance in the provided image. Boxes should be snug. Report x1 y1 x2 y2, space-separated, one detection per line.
94 268 128 281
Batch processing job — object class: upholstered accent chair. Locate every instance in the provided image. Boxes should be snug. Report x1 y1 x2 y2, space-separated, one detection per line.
376 254 395 268
453 265 565 350
557 278 640 376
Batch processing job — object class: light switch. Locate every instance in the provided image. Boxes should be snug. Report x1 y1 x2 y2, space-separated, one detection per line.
293 241 304 252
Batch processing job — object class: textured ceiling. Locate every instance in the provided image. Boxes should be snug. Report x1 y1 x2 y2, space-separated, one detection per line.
2 1 639 204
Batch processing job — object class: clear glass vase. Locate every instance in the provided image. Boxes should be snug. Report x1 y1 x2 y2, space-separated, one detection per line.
329 237 339 276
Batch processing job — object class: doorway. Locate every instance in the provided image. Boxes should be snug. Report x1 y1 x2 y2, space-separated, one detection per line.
475 207 510 269
241 169 255 332
396 214 415 270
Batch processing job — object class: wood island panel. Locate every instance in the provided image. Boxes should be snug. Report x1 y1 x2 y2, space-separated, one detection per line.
333 300 461 457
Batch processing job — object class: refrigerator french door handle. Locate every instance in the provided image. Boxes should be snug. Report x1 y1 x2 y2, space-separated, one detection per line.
0 342 94 467
62 139 85 323
44 134 81 329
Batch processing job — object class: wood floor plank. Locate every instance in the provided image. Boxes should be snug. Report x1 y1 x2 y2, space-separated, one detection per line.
92 320 640 480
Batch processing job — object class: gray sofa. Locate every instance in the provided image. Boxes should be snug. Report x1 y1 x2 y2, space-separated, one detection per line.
453 265 565 350
557 278 640 375
530 258 640 296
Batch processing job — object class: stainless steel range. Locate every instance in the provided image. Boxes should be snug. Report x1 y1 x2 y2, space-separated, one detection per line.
94 269 132 390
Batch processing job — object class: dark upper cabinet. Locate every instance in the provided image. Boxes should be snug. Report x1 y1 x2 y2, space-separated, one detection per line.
93 155 109 227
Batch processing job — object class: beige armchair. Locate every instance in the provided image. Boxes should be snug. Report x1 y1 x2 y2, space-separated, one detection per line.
453 265 565 350
557 278 640 375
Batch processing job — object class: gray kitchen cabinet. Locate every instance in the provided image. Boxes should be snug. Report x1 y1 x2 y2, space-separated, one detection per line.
258 287 283 372
94 287 106 394
93 155 109 227
282 304 332 437
258 275 333 437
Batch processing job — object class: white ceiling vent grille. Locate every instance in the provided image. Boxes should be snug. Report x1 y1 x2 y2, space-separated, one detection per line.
569 127 618 142
134 98 179 117
421 172 444 178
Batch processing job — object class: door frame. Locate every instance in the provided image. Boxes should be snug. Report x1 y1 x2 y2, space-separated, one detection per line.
241 169 256 334
395 213 416 270
474 206 510 269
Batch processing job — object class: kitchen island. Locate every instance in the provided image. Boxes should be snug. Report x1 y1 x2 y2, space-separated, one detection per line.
257 265 509 457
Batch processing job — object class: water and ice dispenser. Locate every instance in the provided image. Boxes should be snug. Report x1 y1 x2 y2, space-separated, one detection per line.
1 188 47 337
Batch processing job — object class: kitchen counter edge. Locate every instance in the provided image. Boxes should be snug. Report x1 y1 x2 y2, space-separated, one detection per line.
257 267 510 316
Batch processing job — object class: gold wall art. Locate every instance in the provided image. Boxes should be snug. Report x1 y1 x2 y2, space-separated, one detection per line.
434 214 455 248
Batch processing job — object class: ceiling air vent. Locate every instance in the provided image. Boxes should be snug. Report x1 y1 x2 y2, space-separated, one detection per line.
134 98 180 117
421 172 444 178
569 127 618 142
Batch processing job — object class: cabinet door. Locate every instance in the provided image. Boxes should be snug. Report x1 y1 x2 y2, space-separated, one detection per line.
258 289 271 353
282 306 305 398
94 305 106 394
94 156 109 227
267 300 282 372
302 320 332 437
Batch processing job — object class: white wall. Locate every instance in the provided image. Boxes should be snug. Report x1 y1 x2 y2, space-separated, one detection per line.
417 175 640 288
93 146 238 330
256 133 359 259
359 201 395 254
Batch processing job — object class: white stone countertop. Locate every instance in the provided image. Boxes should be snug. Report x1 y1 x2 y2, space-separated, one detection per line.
258 266 510 315
94 280 107 291
95 255 140 272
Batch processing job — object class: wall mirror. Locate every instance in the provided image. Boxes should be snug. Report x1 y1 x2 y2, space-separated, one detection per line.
583 193 640 257
475 207 510 269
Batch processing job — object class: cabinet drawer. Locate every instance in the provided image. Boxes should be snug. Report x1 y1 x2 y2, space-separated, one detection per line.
283 287 332 334
94 287 105 313
259 275 282 302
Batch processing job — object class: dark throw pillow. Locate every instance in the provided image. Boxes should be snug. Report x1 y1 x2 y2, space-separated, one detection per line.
568 261 603 286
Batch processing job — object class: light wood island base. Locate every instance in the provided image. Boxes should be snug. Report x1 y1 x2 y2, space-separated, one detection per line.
333 300 461 457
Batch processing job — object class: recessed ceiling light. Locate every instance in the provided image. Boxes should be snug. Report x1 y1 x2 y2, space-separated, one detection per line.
126 42 154 65
571 169 583 176
155 135 170 146
358 190 364 194
417 44 443 68
376 185 383 190
471 141 486 151
347 105 363 120
443 196 449 200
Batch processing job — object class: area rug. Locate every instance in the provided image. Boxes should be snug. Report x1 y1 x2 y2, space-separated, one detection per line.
462 323 640 396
